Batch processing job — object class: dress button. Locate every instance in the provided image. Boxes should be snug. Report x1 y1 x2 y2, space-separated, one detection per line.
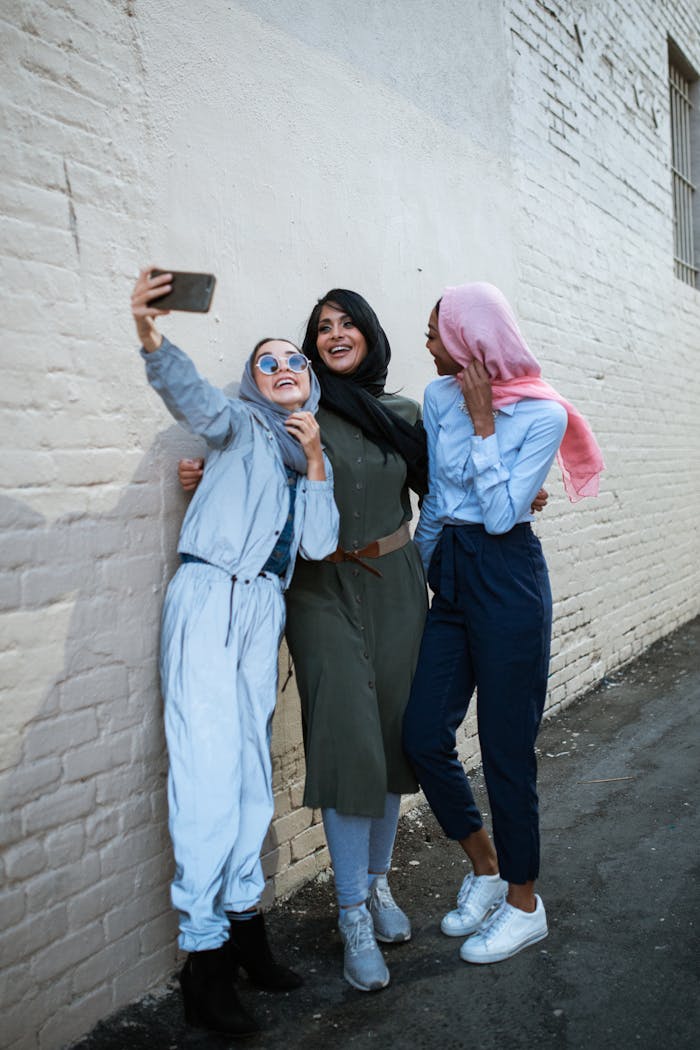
352 569 359 577
356 457 363 464
355 595 361 603
368 681 374 689
354 432 361 440
353 511 360 519
355 482 362 490
363 651 368 659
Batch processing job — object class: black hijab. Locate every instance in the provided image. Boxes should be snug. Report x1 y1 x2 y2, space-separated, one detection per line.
302 289 428 495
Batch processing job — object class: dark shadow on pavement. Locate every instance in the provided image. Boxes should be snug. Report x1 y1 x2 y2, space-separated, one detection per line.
69 616 700 1050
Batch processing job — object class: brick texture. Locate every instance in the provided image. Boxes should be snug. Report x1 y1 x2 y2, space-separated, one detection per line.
1 2 698 1049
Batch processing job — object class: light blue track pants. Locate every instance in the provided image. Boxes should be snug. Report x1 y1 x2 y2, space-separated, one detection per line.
160 562 285 952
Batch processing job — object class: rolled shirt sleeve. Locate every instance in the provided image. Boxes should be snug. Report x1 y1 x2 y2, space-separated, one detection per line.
470 404 567 533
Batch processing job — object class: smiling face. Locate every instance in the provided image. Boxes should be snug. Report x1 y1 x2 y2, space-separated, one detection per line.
315 303 369 375
253 340 311 411
425 307 462 376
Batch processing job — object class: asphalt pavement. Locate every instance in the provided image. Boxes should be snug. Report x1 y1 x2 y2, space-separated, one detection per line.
70 616 700 1050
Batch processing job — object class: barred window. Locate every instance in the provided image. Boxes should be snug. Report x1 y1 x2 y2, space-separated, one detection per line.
669 41 698 288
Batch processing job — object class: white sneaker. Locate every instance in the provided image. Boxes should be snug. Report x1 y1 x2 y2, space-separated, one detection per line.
367 875 411 943
459 895 548 964
440 872 507 937
338 905 390 992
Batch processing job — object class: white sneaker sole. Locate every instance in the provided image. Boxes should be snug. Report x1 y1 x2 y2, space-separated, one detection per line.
460 926 548 964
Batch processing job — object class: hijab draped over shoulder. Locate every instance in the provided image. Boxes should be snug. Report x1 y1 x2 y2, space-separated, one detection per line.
438 282 604 501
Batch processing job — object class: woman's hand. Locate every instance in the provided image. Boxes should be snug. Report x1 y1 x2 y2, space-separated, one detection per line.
531 488 548 513
131 267 172 352
460 360 495 438
178 458 204 493
284 412 325 481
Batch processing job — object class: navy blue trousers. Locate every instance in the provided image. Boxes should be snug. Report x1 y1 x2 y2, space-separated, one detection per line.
402 524 552 885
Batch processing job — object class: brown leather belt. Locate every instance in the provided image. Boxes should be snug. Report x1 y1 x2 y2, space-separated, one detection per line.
323 523 411 579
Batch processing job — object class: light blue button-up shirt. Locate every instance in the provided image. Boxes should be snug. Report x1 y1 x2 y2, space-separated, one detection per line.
142 337 339 588
414 376 567 571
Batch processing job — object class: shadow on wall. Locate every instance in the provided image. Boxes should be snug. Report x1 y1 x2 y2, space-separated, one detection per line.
1 419 310 1045
0 427 184 1040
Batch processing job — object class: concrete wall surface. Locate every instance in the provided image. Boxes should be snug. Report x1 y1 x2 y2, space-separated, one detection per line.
0 1 698 1047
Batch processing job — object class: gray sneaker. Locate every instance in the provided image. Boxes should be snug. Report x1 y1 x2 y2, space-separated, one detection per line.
367 875 411 943
338 905 390 992
440 872 507 937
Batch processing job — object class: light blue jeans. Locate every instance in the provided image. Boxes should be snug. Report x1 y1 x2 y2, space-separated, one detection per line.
322 794 402 907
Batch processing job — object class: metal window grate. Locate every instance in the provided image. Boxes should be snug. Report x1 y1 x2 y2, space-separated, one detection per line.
669 61 697 287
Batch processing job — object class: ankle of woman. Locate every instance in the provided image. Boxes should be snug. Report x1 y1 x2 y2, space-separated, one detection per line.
367 869 387 891
338 899 366 914
228 908 259 922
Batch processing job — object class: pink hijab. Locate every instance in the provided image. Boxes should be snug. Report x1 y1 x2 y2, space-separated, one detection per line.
438 282 604 501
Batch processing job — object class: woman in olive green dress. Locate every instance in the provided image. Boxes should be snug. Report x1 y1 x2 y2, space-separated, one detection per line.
286 290 428 991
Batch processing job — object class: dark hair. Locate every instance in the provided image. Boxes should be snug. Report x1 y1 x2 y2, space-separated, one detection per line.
299 288 428 495
434 298 442 316
302 289 389 376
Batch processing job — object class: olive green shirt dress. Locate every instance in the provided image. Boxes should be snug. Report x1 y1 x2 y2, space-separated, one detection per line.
285 397 428 818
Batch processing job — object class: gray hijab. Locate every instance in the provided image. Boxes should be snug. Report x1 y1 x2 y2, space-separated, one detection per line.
238 351 321 475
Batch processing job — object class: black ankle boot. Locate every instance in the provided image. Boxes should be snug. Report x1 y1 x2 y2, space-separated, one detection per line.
179 944 260 1037
227 911 303 991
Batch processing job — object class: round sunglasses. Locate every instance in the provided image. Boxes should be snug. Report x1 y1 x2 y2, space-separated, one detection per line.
255 352 310 375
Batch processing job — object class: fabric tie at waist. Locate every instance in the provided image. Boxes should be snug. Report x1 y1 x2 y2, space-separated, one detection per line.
180 553 239 646
323 522 411 579
437 523 531 604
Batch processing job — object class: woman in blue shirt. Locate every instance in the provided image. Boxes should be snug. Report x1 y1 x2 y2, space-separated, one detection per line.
131 268 339 1036
403 282 603 966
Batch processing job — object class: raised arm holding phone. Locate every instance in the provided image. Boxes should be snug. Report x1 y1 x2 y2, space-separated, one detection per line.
131 267 338 1038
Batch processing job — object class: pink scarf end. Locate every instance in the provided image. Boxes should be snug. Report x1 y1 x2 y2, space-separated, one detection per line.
558 453 605 502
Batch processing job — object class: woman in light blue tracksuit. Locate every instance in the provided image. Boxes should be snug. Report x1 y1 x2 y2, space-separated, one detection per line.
131 268 339 1038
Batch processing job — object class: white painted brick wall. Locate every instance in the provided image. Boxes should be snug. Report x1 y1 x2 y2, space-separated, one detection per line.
1 2 698 1048
1 2 176 1047
506 0 700 720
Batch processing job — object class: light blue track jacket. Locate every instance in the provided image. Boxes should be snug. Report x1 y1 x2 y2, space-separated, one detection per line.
142 337 339 585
